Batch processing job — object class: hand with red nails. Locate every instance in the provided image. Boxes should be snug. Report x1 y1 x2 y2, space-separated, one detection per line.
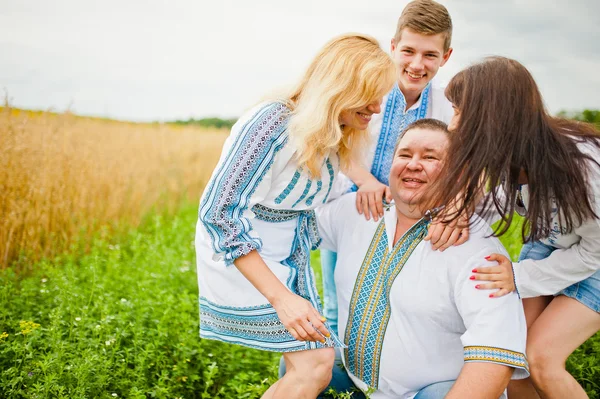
471 253 516 298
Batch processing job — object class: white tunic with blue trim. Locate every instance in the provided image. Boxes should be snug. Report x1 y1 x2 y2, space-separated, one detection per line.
317 193 529 398
196 101 344 352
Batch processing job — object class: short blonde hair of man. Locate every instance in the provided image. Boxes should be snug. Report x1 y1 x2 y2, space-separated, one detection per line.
285 33 396 178
393 0 453 52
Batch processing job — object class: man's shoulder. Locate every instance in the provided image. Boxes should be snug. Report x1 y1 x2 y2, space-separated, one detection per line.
430 215 508 268
427 79 453 124
317 192 371 228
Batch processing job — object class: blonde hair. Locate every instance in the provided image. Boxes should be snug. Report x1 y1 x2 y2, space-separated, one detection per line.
284 33 396 178
393 0 453 52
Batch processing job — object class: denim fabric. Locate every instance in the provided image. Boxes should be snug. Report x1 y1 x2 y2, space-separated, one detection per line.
320 249 339 335
413 380 455 399
518 241 600 313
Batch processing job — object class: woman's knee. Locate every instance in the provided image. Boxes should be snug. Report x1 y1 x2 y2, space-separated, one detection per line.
526 344 562 384
286 348 335 388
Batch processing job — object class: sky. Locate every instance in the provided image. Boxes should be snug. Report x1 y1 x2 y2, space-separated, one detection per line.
1 0 599 122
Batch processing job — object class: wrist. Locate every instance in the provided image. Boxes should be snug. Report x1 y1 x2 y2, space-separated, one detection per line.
265 285 291 306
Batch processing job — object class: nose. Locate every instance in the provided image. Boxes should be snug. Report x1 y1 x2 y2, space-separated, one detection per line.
407 156 423 170
367 101 381 114
409 54 424 71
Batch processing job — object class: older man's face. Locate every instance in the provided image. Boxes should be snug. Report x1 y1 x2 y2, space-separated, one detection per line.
389 128 448 207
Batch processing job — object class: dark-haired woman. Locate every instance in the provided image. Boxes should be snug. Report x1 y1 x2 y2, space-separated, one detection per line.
431 56 600 399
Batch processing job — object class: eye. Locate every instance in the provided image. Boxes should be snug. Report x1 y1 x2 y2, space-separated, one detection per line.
425 155 439 160
426 53 438 58
402 49 413 54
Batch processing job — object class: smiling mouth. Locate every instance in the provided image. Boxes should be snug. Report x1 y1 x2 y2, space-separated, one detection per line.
405 71 425 80
357 112 372 122
402 177 426 184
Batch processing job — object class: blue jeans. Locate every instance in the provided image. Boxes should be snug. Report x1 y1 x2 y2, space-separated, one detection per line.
413 380 455 399
278 348 365 398
321 249 339 335
519 241 600 313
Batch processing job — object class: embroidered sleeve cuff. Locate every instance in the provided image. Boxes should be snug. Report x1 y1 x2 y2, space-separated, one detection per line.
464 346 530 379
213 240 262 266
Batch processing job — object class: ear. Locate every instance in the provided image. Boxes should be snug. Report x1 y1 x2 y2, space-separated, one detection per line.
390 38 397 53
440 47 453 67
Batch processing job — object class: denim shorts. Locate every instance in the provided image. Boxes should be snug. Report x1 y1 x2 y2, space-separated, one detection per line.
519 241 600 313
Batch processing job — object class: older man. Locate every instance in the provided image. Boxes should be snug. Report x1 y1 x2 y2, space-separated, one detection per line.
316 118 529 399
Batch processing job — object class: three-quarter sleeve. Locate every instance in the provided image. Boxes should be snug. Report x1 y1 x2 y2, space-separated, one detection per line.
199 102 290 266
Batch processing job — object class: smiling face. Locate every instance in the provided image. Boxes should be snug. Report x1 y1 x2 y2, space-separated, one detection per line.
391 28 452 99
389 127 448 209
339 98 383 130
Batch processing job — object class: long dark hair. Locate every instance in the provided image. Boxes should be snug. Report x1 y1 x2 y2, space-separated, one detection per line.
430 56 600 241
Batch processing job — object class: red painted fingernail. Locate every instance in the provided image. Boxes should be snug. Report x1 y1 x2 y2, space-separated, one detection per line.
489 294 494 298
472 269 477 273
469 276 475 280
485 256 491 260
475 285 480 289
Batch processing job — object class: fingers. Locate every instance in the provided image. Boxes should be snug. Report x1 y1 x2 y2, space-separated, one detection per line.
472 266 504 274
373 191 384 220
356 193 363 215
433 225 458 251
469 273 499 281
368 192 379 222
453 228 469 246
484 253 509 263
361 193 370 221
384 186 392 204
489 288 511 298
424 222 441 242
307 313 330 341
474 283 512 298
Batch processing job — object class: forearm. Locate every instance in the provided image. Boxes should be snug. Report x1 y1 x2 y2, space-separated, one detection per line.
233 250 290 305
445 363 513 399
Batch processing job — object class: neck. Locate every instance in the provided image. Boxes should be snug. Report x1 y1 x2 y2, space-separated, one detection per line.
398 82 423 111
393 204 423 245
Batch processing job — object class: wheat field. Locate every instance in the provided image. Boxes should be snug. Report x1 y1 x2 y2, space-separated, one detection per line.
0 107 227 271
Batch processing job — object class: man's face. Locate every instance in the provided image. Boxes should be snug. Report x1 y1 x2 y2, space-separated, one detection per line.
389 128 448 207
391 28 452 98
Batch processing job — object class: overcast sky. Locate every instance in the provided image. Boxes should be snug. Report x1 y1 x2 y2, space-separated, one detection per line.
1 0 599 122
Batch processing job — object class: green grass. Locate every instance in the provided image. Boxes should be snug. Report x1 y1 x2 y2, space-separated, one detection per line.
0 205 598 398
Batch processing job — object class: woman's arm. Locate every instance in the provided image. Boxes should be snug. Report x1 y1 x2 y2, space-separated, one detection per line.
234 251 330 342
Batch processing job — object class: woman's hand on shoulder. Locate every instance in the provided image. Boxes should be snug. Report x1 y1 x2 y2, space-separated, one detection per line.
425 210 470 251
355 178 391 222
471 253 516 298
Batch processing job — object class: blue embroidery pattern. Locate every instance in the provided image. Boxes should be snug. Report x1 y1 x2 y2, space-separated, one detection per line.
199 102 289 266
344 217 429 389
305 180 323 206
322 158 336 204
292 180 313 208
367 84 431 187
200 205 345 352
464 346 529 372
274 170 301 204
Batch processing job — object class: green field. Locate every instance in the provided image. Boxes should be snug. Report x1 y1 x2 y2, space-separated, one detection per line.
1 204 599 398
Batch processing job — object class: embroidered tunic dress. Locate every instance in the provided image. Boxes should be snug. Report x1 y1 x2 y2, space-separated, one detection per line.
196 101 344 352
317 193 529 398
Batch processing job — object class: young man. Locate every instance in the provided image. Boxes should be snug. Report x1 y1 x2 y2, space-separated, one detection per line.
317 119 529 398
323 0 456 336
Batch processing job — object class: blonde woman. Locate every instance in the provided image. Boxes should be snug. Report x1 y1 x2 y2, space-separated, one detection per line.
195 34 396 399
